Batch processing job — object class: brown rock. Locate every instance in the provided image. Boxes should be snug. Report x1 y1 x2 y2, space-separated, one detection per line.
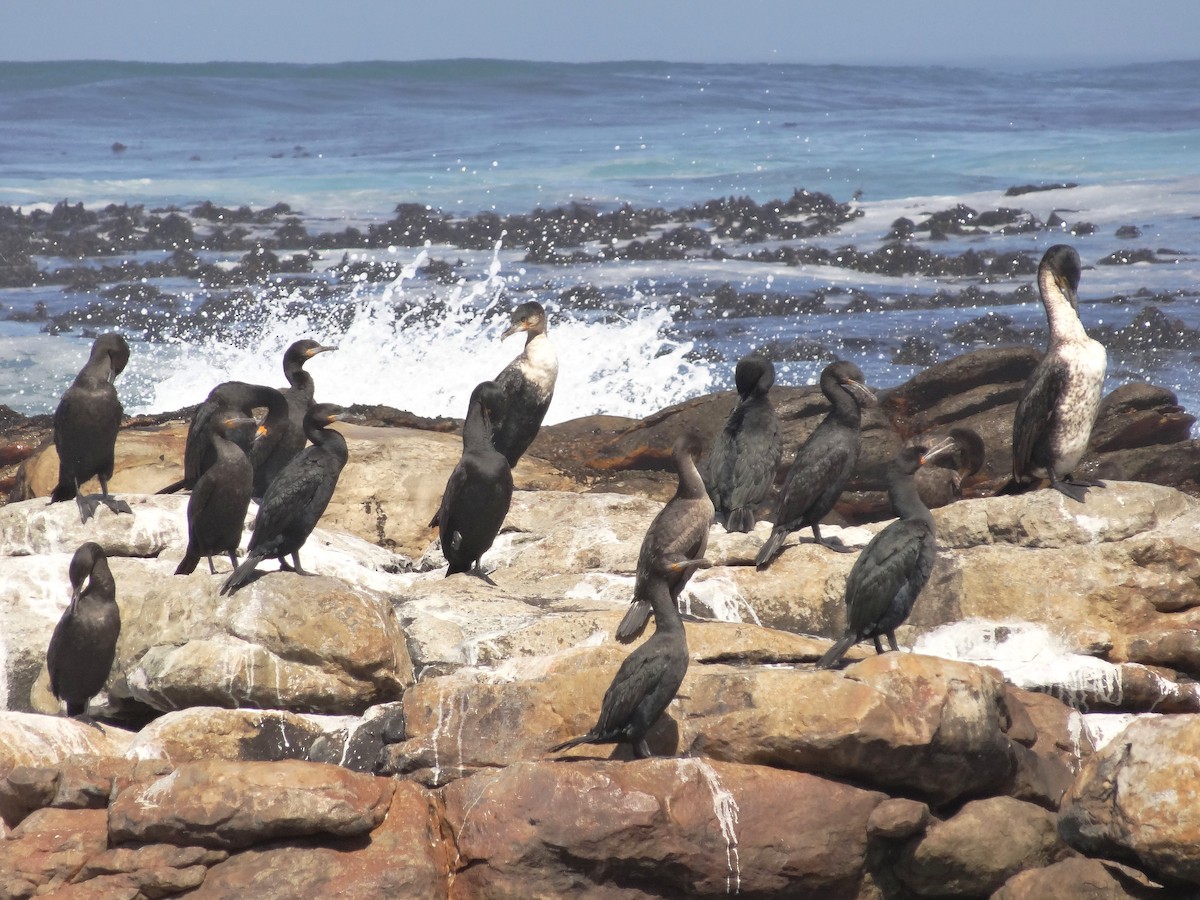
867 798 931 840
192 780 451 899
442 758 885 898
72 843 227 896
895 795 1073 896
108 759 394 850
0 807 108 897
1060 715 1200 886
992 857 1166 899
122 707 333 766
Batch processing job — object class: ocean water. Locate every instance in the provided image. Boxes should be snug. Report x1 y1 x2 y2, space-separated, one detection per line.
1 59 1198 422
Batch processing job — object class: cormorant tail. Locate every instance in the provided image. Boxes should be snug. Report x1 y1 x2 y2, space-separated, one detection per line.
548 733 594 754
66 700 87 718
995 477 1034 497
157 478 187 495
220 554 263 596
174 552 200 576
816 634 858 670
726 506 755 534
615 600 652 644
50 481 76 503
755 527 789 570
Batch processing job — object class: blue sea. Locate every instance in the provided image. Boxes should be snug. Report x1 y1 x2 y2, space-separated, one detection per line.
1 59 1198 423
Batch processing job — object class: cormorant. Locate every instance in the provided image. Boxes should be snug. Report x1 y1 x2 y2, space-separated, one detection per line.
254 339 337 498
50 333 133 523
817 439 955 669
616 432 713 644
492 301 557 467
1009 245 1108 502
705 354 782 533
158 382 287 494
432 381 514 585
219 403 348 595
918 426 986 508
755 360 875 569
175 415 259 575
47 542 120 718
550 554 689 759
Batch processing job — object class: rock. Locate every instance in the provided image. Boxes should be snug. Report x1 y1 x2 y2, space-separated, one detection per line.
192 781 450 899
0 711 131 778
867 797 931 840
1060 715 1200 887
108 759 395 850
123 707 342 766
0 807 109 897
442 758 885 898
894 796 1073 896
993 857 1166 899
71 844 227 898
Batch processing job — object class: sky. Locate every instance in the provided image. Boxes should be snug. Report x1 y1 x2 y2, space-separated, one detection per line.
2 0 1198 68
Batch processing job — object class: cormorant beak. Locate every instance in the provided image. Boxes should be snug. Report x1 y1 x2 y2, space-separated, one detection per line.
1059 278 1081 313
920 436 957 466
254 424 269 442
307 345 337 358
501 321 526 341
843 379 877 407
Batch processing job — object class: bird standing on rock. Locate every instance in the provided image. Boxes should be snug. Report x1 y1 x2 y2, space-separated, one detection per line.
705 354 782 533
492 301 557 468
175 414 260 575
755 360 875 569
255 339 337 498
158 381 288 495
47 542 120 719
616 432 713 644
220 403 349 595
817 438 956 669
432 381 514 585
50 333 133 523
1008 244 1108 502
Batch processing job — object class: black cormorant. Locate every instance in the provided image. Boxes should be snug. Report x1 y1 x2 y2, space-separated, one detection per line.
175 415 258 575
158 382 287 495
492 301 557 467
47 542 120 718
50 333 133 523
220 403 348 595
1009 245 1107 502
433 381 514 585
817 439 955 669
755 360 875 569
550 557 689 759
705 354 782 533
616 432 713 643
254 339 336 498
918 426 986 508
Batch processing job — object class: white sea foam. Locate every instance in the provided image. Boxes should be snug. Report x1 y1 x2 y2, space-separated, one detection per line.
135 243 714 424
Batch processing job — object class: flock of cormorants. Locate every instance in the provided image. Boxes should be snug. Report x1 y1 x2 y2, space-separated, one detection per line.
43 246 1107 765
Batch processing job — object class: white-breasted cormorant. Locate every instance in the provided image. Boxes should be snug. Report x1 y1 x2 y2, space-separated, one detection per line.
616 432 714 643
550 552 690 759
755 360 874 569
254 339 336 498
433 381 514 585
175 415 259 575
817 439 955 669
220 403 348 595
50 333 133 523
1009 244 1107 502
158 382 287 495
47 541 120 718
492 301 557 467
705 354 782 533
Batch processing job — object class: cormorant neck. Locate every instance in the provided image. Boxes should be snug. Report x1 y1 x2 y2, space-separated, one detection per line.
286 367 315 398
889 472 933 525
827 383 863 427
462 401 494 452
1040 269 1089 344
647 583 686 634
673 450 708 501
83 560 116 604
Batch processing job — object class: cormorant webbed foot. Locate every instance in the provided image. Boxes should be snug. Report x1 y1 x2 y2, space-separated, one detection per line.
1049 476 1090 503
98 495 133 517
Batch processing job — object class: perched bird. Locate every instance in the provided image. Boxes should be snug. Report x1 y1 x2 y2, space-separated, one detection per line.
492 301 557 467
433 381 514 585
220 403 348 595
254 339 337 498
1008 244 1108 502
158 382 288 495
705 354 782 533
47 542 120 718
50 333 133 523
175 414 260 575
917 426 986 508
817 439 955 669
616 432 714 644
755 360 875 569
550 551 690 760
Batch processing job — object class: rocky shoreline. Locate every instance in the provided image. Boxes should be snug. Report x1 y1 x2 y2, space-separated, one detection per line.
2 346 1200 896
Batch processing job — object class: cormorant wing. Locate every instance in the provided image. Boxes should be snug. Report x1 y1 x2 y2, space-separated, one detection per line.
592 637 666 738
727 407 781 511
1012 359 1067 479
249 449 336 550
843 520 933 634
776 431 851 523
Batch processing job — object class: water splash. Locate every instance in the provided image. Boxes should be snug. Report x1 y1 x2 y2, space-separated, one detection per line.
135 243 714 424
